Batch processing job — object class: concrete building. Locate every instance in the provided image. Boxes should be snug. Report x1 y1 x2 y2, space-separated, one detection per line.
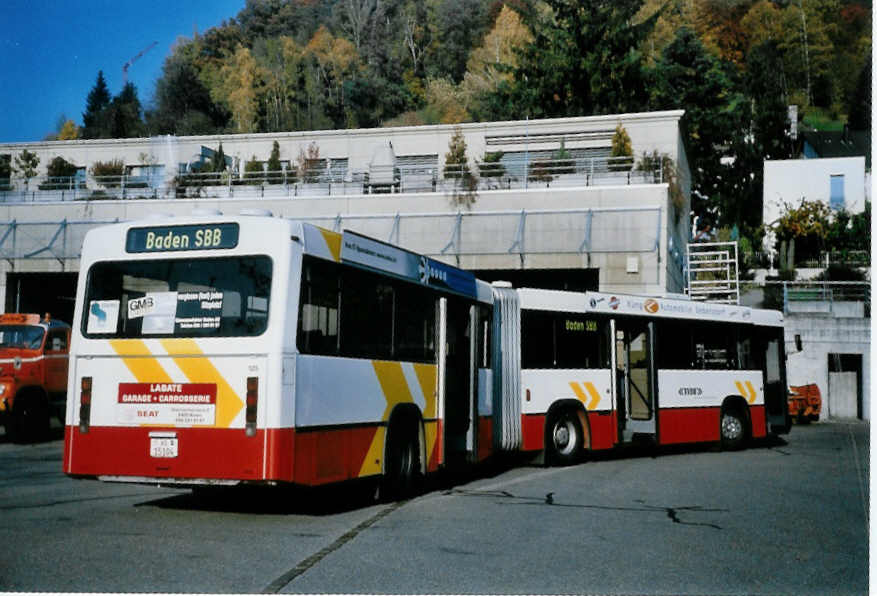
785 308 870 421
0 111 691 322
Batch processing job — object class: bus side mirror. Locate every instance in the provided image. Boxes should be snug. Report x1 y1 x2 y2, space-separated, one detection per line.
794 334 802 352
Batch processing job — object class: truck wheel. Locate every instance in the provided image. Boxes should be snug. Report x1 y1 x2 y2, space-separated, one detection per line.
12 395 50 443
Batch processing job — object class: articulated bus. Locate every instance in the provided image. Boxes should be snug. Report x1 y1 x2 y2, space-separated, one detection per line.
64 215 789 496
507 288 791 464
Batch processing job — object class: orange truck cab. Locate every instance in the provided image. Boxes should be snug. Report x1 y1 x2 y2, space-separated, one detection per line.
0 314 70 441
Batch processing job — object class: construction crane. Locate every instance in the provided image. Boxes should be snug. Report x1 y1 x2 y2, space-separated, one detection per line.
122 41 158 84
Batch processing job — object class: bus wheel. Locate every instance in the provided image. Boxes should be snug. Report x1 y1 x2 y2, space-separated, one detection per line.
547 410 582 466
720 407 746 450
380 420 421 501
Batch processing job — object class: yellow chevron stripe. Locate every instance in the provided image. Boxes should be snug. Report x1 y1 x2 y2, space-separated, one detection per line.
412 363 437 418
359 427 386 478
735 380 757 404
318 228 342 262
110 340 172 383
569 381 601 410
359 361 417 478
160 339 245 428
372 361 415 415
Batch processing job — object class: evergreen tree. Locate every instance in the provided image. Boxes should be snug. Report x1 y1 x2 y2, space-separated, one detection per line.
610 124 633 171
82 71 111 139
493 0 658 119
106 82 145 138
650 27 739 218
267 141 282 183
847 51 871 131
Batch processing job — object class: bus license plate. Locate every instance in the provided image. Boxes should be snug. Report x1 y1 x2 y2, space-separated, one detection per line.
150 437 178 458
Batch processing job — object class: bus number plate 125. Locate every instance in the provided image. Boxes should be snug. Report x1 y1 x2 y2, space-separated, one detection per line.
149 433 178 458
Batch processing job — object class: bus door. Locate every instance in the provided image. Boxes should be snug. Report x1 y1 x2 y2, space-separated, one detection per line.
437 297 476 467
762 330 791 434
613 320 657 441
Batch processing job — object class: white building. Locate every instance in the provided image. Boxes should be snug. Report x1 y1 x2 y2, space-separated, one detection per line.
763 156 868 226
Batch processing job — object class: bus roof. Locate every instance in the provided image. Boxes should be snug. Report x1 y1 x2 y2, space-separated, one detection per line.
82 215 491 303
517 288 783 327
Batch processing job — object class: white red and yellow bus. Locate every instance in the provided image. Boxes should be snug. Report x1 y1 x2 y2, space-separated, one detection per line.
63 214 494 496
64 214 790 495
505 288 791 465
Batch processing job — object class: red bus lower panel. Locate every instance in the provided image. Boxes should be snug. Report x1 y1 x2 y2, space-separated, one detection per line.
522 411 618 453
586 411 617 451
64 425 277 481
658 408 720 445
64 424 383 486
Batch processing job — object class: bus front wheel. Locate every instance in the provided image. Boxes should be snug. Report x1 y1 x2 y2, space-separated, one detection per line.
547 409 582 466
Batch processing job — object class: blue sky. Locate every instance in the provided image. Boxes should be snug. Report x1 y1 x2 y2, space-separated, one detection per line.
1 0 245 143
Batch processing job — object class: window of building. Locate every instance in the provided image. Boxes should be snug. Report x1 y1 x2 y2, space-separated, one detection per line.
830 174 845 210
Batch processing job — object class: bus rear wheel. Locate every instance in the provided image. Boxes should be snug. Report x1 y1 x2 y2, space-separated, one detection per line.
380 419 421 501
547 410 582 466
720 407 747 450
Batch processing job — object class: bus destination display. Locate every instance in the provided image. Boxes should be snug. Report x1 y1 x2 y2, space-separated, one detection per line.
126 223 239 253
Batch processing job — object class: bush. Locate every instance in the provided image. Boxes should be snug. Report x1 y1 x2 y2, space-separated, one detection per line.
91 159 125 187
478 151 505 178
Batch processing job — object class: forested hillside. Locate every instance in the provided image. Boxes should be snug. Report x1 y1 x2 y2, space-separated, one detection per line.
90 0 869 138
74 0 870 234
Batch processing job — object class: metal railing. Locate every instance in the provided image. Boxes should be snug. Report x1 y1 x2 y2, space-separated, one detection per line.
0 155 665 203
0 206 664 268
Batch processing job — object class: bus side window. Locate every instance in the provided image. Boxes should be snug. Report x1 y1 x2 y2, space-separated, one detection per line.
693 323 738 370
394 283 435 363
298 259 340 355
555 315 607 369
340 268 393 360
521 310 554 369
656 320 692 370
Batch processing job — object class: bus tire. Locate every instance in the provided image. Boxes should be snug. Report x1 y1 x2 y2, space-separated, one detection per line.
380 418 422 501
546 408 583 466
720 405 747 451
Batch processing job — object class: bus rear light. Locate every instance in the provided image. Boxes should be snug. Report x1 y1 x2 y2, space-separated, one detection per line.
245 376 258 436
79 376 92 433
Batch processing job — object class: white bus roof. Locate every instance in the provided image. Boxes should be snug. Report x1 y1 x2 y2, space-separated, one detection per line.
82 215 491 303
517 288 783 327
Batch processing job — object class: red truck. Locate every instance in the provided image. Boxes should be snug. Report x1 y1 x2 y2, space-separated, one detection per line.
0 314 70 442
788 383 822 423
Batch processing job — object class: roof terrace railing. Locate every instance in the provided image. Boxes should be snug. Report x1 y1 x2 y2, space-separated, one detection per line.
0 155 664 203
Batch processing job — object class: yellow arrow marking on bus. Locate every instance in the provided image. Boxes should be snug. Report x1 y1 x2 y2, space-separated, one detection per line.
160 339 244 428
569 382 601 411
735 381 757 404
110 340 173 383
360 361 419 478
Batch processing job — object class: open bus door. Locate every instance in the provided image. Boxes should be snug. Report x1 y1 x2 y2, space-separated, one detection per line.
763 329 791 434
612 319 657 442
436 298 478 468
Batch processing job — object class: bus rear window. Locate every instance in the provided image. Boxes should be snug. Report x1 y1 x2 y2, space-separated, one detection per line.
82 256 272 338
